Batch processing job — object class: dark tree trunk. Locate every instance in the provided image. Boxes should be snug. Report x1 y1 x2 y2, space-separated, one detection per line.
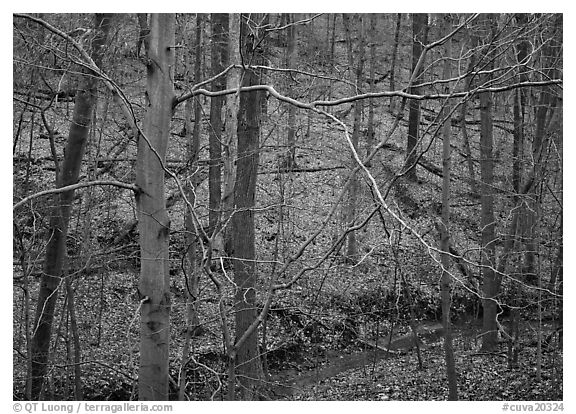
179 14 204 400
460 50 478 196
208 14 228 235
522 15 562 284
231 13 265 400
512 13 529 196
222 14 240 256
439 16 458 399
366 14 376 165
479 16 498 352
342 14 365 261
136 13 150 57
28 13 112 400
405 13 428 181
389 13 401 111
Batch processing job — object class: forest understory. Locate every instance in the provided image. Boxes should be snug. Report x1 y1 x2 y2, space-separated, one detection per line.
13 13 562 402
13 264 563 401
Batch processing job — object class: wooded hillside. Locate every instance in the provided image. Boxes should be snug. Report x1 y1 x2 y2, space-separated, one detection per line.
13 13 563 402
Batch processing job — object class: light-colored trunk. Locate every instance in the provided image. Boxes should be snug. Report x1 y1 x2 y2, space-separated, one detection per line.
284 13 298 169
136 13 174 401
28 14 112 400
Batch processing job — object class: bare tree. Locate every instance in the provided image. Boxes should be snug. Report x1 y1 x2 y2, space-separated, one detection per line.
136 13 174 400
439 14 457 400
284 13 298 169
478 14 498 352
221 14 240 255
209 13 228 234
342 13 366 260
28 14 112 400
230 13 266 400
405 13 428 181
389 13 401 112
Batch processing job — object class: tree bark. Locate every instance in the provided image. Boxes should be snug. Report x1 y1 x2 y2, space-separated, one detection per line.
64 275 82 400
479 15 498 352
284 13 298 169
389 13 401 112
512 13 529 196
209 13 228 235
231 13 265 400
366 14 376 165
342 14 365 260
222 14 240 256
439 16 458 400
136 13 150 58
460 49 478 196
179 14 204 401
405 13 428 181
522 15 561 284
136 13 174 401
28 13 112 400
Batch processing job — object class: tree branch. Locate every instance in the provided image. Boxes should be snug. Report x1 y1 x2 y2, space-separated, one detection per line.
13 180 138 211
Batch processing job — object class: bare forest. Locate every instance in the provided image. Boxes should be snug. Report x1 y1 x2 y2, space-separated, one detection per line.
12 13 563 401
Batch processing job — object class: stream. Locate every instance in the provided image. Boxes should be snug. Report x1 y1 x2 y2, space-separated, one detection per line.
269 322 445 398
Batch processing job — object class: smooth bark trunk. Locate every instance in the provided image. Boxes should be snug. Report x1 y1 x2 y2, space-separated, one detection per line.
28 14 112 400
136 13 174 400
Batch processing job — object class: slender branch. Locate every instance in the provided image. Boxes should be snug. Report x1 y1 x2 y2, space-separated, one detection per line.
264 13 323 32
178 79 562 110
13 180 138 211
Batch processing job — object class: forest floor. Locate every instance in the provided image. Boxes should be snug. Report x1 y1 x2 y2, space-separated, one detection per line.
267 322 563 401
13 264 563 401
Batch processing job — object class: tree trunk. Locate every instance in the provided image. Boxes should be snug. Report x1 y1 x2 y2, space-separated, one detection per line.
366 14 376 165
460 50 478 196
343 14 365 261
389 13 401 112
136 13 174 401
439 16 458 400
284 13 298 169
222 14 240 256
479 16 498 352
179 14 204 401
522 15 561 284
512 13 529 196
231 13 265 400
209 13 228 235
65 273 82 400
28 13 112 400
136 13 150 58
405 13 428 181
